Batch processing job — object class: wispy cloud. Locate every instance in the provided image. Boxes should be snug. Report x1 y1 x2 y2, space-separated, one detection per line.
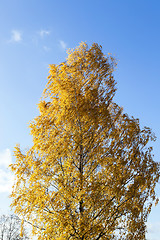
10 30 22 42
0 149 14 193
39 29 50 38
43 46 51 52
59 40 67 50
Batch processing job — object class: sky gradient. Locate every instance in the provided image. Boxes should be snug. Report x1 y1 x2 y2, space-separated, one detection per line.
0 0 160 239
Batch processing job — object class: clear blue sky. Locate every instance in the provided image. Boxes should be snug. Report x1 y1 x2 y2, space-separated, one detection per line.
0 0 160 239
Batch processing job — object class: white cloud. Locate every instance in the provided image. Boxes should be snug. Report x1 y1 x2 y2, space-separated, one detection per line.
147 222 160 240
10 30 22 42
0 149 14 193
39 29 50 37
0 149 12 168
59 40 67 50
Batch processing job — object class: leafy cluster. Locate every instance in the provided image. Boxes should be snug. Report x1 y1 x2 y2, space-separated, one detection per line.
10 43 159 240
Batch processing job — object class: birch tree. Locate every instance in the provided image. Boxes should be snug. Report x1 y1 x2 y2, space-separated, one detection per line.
0 214 29 240
10 43 160 240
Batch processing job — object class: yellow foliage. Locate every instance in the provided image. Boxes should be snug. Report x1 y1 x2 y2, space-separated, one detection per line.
10 43 159 240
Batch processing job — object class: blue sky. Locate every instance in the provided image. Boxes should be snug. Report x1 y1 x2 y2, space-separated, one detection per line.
0 0 160 239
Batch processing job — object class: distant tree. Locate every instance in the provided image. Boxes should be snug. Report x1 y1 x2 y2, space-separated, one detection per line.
0 214 29 240
10 43 159 239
